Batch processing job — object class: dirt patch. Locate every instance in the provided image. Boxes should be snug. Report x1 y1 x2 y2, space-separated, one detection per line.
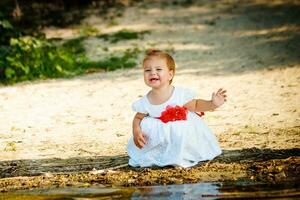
0 148 299 192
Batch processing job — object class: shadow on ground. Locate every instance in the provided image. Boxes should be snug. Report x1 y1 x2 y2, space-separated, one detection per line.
0 154 128 178
0 148 299 192
1 148 299 178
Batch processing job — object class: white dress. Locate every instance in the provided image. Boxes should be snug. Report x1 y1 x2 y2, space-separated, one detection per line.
127 87 222 168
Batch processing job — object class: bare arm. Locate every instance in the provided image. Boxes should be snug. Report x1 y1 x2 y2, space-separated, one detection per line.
184 88 227 112
184 99 217 112
132 112 148 149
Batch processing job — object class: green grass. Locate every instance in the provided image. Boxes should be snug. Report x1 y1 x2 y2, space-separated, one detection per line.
78 24 100 37
4 141 16 152
97 29 150 43
81 47 141 72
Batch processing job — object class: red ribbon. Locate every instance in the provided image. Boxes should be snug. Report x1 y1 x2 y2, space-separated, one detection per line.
158 105 187 123
157 105 205 123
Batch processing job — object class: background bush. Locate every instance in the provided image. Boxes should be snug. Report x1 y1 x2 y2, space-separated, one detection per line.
0 2 142 85
0 36 141 84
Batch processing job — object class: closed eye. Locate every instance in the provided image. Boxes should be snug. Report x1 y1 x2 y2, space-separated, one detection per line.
144 69 151 72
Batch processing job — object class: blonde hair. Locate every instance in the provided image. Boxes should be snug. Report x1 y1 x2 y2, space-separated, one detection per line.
142 49 176 83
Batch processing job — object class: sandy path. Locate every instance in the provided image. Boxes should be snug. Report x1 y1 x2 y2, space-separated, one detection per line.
0 0 299 162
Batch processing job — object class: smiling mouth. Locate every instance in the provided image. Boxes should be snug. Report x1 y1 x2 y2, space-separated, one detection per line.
150 78 159 82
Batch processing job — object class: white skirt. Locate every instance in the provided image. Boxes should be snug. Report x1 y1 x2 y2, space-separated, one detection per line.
127 112 222 168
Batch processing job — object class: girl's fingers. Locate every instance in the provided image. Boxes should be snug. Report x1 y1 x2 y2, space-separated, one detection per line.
137 139 145 148
134 134 147 149
139 138 145 145
138 141 144 148
220 90 227 94
218 89 226 94
135 140 142 148
140 134 147 144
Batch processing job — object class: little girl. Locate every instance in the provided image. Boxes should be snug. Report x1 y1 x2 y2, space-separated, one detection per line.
127 49 227 168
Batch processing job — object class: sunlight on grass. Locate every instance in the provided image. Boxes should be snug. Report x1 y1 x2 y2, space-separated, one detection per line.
234 25 300 37
43 27 78 39
172 43 213 50
4 141 16 152
78 24 100 37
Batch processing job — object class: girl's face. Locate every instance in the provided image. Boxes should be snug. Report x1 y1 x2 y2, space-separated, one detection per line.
143 57 173 89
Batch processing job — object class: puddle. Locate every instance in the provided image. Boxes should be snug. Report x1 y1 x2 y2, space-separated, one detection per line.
1 181 299 199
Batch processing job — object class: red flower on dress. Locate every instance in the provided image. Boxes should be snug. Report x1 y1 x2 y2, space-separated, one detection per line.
158 105 188 123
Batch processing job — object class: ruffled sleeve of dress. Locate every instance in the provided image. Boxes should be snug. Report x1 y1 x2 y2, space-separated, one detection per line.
177 87 196 105
132 97 148 114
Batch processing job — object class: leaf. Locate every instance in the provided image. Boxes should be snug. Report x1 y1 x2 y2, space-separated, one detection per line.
0 20 13 29
5 68 15 78
55 65 63 72
9 38 18 46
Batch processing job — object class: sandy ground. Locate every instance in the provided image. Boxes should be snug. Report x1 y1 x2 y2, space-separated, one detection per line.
0 0 299 190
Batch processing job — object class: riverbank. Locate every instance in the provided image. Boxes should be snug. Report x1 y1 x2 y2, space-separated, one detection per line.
1 0 299 192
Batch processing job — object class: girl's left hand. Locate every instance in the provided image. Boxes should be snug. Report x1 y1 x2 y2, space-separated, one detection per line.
212 88 227 108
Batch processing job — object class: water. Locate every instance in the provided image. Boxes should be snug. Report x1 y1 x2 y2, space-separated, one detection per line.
0 182 299 199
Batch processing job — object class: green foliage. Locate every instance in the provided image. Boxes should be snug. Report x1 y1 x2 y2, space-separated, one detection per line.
0 36 80 83
0 11 143 84
97 29 150 43
82 47 141 71
0 19 13 29
0 35 141 84
0 5 144 85
4 141 17 152
62 37 86 55
78 24 100 37
0 11 21 45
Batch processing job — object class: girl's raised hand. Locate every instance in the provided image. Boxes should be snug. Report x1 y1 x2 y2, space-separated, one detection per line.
212 88 227 108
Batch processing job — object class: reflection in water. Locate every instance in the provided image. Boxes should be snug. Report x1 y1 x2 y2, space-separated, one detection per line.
131 183 220 199
1 182 299 199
